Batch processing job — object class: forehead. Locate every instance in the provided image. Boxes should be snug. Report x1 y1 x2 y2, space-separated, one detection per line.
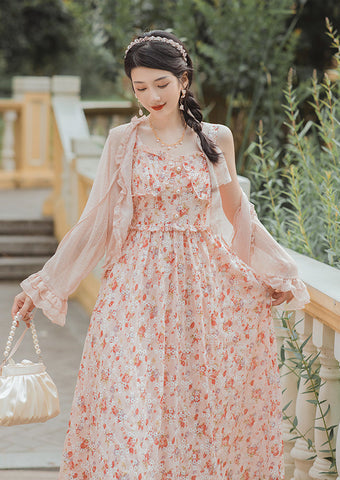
131 67 176 83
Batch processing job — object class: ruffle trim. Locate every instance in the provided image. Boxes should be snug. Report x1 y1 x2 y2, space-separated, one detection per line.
20 273 67 327
129 224 209 232
260 274 310 311
103 115 144 271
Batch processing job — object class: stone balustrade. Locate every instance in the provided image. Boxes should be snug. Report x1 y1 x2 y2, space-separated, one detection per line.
0 77 54 188
0 76 137 189
82 100 136 136
274 250 340 480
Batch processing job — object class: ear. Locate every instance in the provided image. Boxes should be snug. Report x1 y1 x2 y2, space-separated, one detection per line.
180 72 189 89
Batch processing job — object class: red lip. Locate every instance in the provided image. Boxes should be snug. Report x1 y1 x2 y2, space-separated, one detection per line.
151 104 166 110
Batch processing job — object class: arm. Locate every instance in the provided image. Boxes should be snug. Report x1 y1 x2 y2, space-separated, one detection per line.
215 124 310 310
13 125 126 326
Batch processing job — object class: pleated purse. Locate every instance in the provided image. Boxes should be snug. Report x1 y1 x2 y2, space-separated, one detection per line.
0 310 60 426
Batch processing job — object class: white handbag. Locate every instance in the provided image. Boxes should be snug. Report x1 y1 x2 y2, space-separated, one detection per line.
0 311 60 426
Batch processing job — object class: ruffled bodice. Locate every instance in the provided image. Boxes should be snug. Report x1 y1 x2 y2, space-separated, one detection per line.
130 137 211 232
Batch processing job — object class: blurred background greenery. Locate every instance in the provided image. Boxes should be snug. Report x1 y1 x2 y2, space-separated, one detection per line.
0 0 339 169
0 0 339 268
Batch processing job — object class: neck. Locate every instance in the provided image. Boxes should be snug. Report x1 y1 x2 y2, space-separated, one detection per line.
148 110 185 131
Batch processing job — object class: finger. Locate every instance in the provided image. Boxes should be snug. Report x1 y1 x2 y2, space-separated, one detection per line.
271 292 286 306
18 296 33 320
11 295 24 319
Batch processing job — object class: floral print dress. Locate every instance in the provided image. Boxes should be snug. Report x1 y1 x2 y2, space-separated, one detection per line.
58 128 285 480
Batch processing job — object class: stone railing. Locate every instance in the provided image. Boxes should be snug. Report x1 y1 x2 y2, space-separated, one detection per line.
0 77 55 188
274 250 340 480
0 76 137 189
82 100 137 137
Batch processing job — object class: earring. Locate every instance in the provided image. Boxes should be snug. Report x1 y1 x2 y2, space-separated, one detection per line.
179 89 186 111
135 95 143 116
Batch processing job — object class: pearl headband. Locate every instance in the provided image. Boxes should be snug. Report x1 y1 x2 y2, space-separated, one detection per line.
124 35 188 63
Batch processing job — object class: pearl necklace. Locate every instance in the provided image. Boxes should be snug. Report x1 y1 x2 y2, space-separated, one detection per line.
149 118 187 150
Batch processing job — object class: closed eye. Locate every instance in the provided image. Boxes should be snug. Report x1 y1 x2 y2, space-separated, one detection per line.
136 83 169 92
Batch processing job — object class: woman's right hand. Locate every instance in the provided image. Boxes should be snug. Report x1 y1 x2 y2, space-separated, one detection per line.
11 291 35 327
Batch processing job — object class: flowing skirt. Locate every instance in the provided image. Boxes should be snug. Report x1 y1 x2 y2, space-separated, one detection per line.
58 227 284 480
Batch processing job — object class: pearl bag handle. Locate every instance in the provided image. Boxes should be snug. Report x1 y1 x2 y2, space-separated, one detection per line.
0 310 43 371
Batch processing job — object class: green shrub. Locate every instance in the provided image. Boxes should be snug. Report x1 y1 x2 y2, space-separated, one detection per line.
248 20 340 269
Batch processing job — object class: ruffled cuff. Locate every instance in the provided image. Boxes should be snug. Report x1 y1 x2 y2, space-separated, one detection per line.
20 273 67 326
260 274 310 311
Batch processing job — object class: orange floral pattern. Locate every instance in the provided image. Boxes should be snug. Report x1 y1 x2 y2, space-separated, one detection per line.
58 132 284 479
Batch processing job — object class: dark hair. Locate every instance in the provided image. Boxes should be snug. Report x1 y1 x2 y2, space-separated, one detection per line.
124 30 221 164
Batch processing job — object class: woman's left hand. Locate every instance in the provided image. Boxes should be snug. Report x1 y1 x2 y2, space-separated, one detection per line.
268 287 294 306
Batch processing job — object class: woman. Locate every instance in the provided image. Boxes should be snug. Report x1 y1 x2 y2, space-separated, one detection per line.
12 30 309 479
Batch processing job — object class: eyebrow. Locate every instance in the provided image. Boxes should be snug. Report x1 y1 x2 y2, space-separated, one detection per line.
133 76 170 84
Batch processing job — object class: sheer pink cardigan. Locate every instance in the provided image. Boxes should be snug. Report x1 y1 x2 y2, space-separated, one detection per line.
20 115 310 326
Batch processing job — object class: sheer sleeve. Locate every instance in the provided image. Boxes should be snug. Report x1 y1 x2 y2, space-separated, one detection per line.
205 123 232 188
231 190 310 310
20 124 127 326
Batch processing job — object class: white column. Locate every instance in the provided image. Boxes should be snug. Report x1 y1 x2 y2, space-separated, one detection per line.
290 312 319 480
273 309 299 479
1 110 17 171
309 320 340 480
334 332 340 480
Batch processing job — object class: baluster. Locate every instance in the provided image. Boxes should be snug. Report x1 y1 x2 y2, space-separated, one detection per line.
335 331 340 480
273 309 299 479
309 320 340 480
290 312 319 480
1 110 17 171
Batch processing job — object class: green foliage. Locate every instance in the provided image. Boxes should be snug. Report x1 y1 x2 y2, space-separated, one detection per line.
277 310 337 475
248 21 340 269
0 0 79 94
171 0 303 171
69 0 303 170
0 0 118 98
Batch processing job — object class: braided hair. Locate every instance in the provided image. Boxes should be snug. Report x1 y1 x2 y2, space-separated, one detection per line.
124 30 221 164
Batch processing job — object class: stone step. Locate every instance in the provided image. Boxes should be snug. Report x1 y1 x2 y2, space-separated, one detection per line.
0 257 51 280
0 235 58 257
0 218 54 236
0 471 58 480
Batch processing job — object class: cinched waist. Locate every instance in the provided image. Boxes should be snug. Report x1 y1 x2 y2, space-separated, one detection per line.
129 223 210 232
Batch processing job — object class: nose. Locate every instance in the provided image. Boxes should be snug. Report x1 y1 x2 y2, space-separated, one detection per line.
149 88 161 103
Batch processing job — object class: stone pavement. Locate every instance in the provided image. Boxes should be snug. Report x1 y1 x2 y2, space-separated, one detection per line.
0 189 91 476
